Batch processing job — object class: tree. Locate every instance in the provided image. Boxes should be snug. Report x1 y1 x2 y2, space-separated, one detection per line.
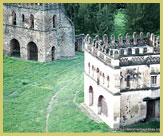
64 3 116 37
125 3 160 34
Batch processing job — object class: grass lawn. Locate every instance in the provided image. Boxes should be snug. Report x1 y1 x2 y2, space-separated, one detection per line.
3 52 159 133
3 52 109 132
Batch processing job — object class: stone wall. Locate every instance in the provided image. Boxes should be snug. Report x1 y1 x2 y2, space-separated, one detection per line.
84 32 160 128
3 3 75 62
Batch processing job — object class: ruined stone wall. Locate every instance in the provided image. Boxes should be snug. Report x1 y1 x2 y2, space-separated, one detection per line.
3 5 47 62
75 34 85 52
3 3 75 62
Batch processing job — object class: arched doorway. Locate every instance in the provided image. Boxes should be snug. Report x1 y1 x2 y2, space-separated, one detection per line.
10 39 20 57
89 86 93 106
27 42 38 61
98 95 108 116
51 46 55 61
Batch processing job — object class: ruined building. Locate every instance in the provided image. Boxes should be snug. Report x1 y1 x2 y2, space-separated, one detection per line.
3 3 75 62
75 34 85 52
84 32 160 128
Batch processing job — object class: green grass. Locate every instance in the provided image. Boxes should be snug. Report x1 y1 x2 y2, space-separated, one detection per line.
3 52 160 132
3 52 109 132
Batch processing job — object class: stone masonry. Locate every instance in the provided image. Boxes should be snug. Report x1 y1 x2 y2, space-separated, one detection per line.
84 32 160 128
3 3 75 62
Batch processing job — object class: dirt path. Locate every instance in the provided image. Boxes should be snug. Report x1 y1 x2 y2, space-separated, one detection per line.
45 72 83 132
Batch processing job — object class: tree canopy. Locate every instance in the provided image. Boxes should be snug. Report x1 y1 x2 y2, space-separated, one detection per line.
64 3 160 36
125 3 160 35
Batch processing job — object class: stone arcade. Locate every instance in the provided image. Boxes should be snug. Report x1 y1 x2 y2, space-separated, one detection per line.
3 3 75 62
84 32 160 128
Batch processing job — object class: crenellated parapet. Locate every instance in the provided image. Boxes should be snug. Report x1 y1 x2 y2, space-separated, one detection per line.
85 32 160 67
85 32 160 57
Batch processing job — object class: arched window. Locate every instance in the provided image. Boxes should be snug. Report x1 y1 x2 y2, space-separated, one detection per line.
103 73 105 85
135 48 139 55
97 68 99 73
12 11 16 25
88 62 90 73
107 76 109 87
98 95 108 116
97 68 100 85
53 15 56 28
22 14 25 22
30 14 34 29
97 78 100 85
126 75 130 88
128 48 132 55
92 65 94 77
89 86 93 106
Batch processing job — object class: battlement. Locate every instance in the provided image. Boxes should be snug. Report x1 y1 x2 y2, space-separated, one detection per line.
85 32 160 58
4 3 64 11
85 32 160 67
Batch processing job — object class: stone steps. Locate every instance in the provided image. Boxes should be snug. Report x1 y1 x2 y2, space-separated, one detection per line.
79 103 103 123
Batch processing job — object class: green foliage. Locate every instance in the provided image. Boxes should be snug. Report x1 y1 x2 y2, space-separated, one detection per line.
64 3 116 37
113 9 126 38
125 3 160 34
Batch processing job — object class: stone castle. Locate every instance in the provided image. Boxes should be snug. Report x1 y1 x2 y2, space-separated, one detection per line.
3 3 75 62
84 32 160 128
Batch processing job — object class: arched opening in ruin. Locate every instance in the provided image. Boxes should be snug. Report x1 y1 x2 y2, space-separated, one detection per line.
51 46 55 61
12 11 16 25
98 95 108 116
75 41 78 51
30 14 34 29
89 86 93 106
27 42 38 61
10 39 20 57
22 14 25 22
53 15 56 28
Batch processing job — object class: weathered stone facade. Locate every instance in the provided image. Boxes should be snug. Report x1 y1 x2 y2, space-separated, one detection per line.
75 34 85 52
3 3 75 62
84 32 160 128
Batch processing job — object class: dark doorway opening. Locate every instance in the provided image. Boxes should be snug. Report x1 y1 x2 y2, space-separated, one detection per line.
52 46 55 61
27 42 38 61
10 39 20 57
146 100 155 120
98 95 108 116
75 41 78 51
